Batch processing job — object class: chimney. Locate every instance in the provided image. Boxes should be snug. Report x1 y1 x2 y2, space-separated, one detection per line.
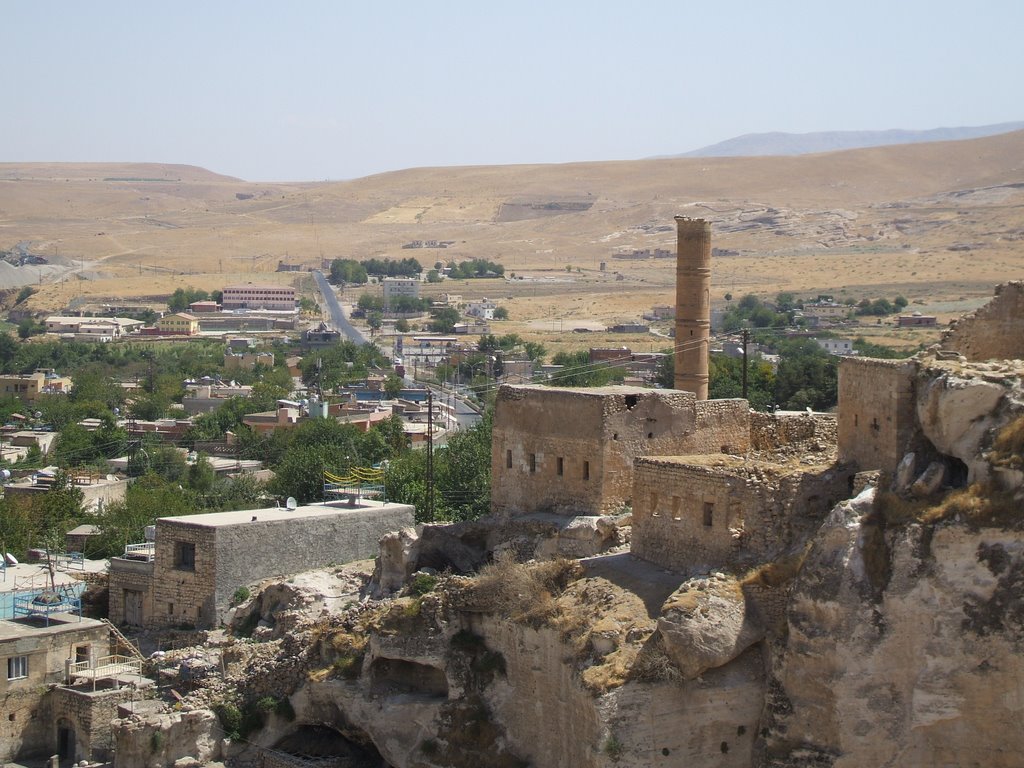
674 217 711 399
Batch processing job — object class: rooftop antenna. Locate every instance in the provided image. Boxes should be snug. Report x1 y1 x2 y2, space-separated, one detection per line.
285 496 298 511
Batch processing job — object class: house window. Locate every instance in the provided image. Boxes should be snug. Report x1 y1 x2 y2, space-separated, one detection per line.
528 453 536 474
583 461 590 481
703 502 714 528
7 655 28 680
174 541 196 570
506 450 513 469
556 457 564 476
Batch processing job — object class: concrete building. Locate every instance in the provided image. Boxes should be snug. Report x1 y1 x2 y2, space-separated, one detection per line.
491 385 749 517
303 321 341 347
188 300 221 313
466 298 496 320
222 284 297 311
182 381 254 414
815 338 855 356
898 314 937 327
674 217 712 399
107 499 415 629
223 350 275 372
382 278 420 310
44 316 144 340
155 312 199 335
0 370 73 404
3 469 128 513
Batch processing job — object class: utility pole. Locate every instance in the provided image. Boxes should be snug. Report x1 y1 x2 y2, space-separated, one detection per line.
741 327 749 400
425 391 434 522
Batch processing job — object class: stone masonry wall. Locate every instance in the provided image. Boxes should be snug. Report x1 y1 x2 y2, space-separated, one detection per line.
152 521 218 630
632 457 852 573
211 505 414 626
107 558 155 627
491 385 749 517
631 459 749 572
837 357 920 475
52 686 135 762
941 281 1024 361
750 411 837 454
0 621 109 762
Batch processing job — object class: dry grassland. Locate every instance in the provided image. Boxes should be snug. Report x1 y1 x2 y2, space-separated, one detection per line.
1 132 1022 346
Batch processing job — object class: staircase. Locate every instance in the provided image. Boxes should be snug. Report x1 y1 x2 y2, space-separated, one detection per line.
101 618 145 661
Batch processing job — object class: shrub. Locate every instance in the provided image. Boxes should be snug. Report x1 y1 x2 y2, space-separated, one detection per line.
149 731 164 755
212 702 242 739
603 733 624 761
408 572 438 596
232 586 251 605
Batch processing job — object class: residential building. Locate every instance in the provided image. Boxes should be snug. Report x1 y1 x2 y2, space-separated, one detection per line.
3 468 128 513
815 338 855 356
303 321 341 347
182 381 254 414
222 284 297 311
107 499 415 629
0 370 73 404
223 350 275 372
898 314 937 327
44 316 144 340
188 300 220 313
466 298 496 320
382 278 420 310
155 313 199 335
0 611 149 765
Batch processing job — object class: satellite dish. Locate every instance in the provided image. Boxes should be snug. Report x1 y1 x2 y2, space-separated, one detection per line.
286 496 298 511
0 469 10 482
33 412 42 420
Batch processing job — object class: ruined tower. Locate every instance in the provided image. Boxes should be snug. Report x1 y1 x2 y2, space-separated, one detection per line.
673 216 711 399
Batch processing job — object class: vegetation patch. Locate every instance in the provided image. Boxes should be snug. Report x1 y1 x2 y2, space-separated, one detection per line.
876 484 1021 529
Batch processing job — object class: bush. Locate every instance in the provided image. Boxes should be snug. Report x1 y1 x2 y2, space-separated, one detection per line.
408 572 438 596
232 586 251 605
603 734 624 761
212 702 242 739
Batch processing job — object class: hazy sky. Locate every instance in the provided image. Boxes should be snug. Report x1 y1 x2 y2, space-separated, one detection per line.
3 0 1021 181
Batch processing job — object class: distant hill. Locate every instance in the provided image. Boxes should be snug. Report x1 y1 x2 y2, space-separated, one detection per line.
674 122 1024 158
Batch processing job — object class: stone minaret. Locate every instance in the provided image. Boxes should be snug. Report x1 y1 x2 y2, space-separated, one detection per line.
673 216 711 399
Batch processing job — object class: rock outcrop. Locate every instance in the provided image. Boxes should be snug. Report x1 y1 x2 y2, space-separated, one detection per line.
765 487 1024 767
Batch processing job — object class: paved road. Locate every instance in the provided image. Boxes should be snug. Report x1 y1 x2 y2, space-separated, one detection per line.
312 270 367 345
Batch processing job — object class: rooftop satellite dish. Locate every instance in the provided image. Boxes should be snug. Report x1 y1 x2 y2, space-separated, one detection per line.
33 412 42 420
0 469 10 482
286 496 298 511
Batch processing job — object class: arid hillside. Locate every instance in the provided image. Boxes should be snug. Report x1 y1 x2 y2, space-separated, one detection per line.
1 131 1023 324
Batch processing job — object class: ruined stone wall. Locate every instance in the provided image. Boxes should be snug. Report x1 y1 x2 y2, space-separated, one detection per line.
631 460 749 573
491 385 749 517
211 505 414 627
152 521 218 630
941 281 1024 361
52 686 135 762
632 458 852 574
750 411 837 453
107 558 154 627
837 357 919 474
491 386 609 516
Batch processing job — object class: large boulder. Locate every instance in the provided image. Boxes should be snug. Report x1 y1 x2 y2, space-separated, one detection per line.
657 572 765 680
917 372 1005 482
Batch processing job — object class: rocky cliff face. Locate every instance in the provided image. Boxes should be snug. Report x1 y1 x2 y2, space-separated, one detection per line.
765 487 1024 767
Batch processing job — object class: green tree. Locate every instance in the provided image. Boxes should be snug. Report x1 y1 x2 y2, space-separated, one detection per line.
383 374 404 399
493 306 509 320
429 307 461 334
426 269 442 283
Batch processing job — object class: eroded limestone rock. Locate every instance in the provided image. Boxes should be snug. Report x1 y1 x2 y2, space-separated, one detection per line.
113 709 221 768
657 573 765 680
